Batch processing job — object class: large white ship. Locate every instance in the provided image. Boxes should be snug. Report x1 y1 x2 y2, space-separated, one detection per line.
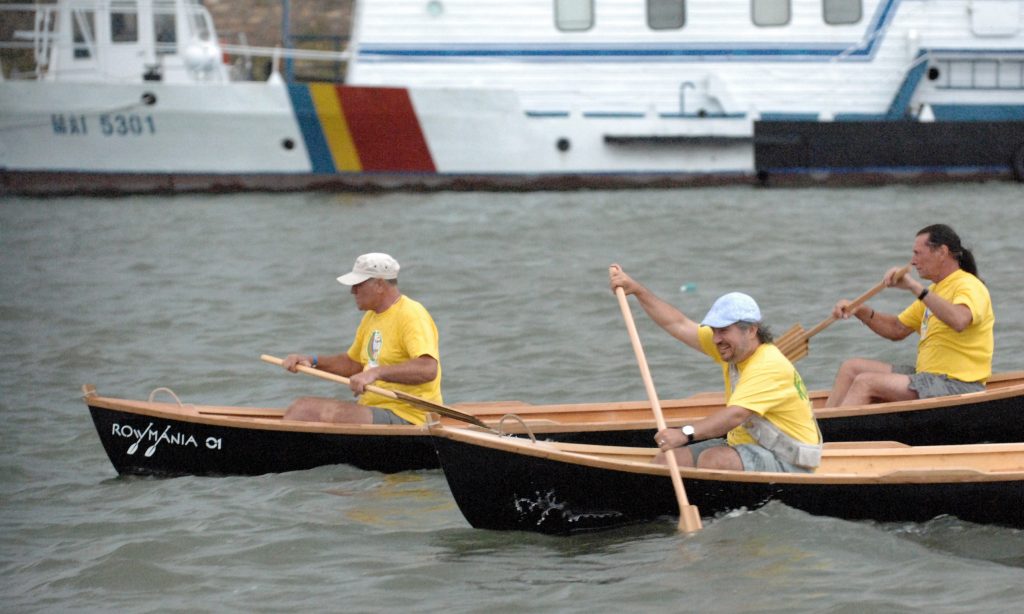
1 0 1022 194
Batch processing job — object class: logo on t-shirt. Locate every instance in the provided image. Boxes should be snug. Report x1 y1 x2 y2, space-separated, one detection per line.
367 330 383 367
793 372 808 401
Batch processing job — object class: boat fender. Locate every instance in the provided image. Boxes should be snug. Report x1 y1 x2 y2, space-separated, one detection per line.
1012 144 1024 183
742 415 822 468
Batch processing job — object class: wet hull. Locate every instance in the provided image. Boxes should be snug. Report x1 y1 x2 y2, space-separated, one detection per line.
431 434 1024 534
87 404 438 476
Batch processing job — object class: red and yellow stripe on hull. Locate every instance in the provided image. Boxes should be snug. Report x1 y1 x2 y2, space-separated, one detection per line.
289 84 436 174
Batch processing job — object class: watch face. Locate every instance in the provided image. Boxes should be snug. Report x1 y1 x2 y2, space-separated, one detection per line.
682 425 695 436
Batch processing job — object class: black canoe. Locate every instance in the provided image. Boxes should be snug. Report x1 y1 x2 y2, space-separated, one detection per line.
83 385 437 476
83 371 1024 476
429 425 1024 534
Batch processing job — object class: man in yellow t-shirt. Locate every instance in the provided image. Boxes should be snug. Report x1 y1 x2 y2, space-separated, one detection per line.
609 265 821 473
279 253 442 425
826 224 993 407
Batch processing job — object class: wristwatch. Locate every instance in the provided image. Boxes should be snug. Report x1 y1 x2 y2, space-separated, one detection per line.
680 425 696 445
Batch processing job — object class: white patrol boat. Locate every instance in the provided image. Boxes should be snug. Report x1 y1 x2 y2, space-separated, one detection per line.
1 0 1023 194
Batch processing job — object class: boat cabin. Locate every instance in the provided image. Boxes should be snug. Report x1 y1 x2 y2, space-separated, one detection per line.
1 0 229 83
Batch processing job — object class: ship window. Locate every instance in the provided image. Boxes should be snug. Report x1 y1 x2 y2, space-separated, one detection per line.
555 0 594 31
974 61 999 88
752 0 790 27
998 61 1023 88
947 61 974 88
823 0 862 25
111 7 139 43
936 58 1024 90
648 0 685 30
154 10 177 55
72 10 96 59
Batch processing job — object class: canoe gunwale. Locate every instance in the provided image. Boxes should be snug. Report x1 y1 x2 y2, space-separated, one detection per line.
427 423 1024 486
84 390 430 436
82 371 1024 434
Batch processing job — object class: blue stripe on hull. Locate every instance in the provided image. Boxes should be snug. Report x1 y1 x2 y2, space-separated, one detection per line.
286 84 335 174
931 105 1024 121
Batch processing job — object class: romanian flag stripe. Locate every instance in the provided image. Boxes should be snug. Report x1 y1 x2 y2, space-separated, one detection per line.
286 84 335 174
310 83 362 171
337 87 435 172
289 84 435 174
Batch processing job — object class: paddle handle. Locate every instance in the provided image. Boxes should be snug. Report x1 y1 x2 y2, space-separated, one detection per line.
804 263 912 338
260 354 488 428
262 353 401 399
613 285 702 533
614 289 668 432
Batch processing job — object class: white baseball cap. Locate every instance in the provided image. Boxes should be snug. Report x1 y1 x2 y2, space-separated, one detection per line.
337 253 400 285
701 292 762 328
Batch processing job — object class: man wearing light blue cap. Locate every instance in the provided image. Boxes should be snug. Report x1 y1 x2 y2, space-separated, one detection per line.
609 265 821 473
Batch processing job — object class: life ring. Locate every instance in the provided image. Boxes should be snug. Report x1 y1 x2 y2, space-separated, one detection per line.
1013 143 1024 182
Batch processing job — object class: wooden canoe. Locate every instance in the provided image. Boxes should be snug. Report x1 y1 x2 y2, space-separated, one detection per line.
83 370 1024 476
428 423 1024 534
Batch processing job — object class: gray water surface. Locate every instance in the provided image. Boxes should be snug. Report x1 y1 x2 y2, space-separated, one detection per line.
2 184 1023 612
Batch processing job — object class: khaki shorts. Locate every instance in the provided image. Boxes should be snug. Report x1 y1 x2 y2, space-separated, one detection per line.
891 365 985 399
685 438 813 473
369 407 412 425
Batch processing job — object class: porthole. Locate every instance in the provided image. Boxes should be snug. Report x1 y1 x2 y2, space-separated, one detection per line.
282 138 295 150
927 66 940 81
556 138 571 152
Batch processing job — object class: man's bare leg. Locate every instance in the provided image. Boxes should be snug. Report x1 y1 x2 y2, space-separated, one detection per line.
283 396 376 423
826 358 894 407
840 372 918 407
654 444 742 470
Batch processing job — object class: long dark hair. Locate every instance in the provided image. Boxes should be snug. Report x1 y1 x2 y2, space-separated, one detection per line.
737 321 773 344
917 224 980 279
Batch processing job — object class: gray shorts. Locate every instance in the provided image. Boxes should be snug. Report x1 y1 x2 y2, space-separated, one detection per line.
891 365 985 399
369 407 412 425
686 438 813 474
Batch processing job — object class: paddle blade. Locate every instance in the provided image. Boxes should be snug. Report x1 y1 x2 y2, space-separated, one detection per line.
678 503 703 533
786 344 809 363
774 324 803 347
774 324 808 363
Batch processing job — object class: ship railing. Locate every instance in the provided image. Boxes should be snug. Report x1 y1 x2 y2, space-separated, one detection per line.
220 44 350 65
0 3 59 80
1 39 351 84
219 43 350 83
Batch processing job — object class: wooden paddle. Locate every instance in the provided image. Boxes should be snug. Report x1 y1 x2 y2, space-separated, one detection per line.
775 264 911 363
260 354 489 429
613 282 702 533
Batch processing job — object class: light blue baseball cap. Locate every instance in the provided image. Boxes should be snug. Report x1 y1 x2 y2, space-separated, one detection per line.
701 292 762 328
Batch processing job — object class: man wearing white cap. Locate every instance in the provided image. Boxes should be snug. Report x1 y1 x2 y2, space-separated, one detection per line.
279 253 442 425
609 265 821 473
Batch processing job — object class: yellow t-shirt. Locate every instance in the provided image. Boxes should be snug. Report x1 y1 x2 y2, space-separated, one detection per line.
896 269 993 384
346 295 442 425
698 326 819 447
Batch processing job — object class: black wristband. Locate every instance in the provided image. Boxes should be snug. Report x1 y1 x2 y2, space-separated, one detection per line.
918 288 929 301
